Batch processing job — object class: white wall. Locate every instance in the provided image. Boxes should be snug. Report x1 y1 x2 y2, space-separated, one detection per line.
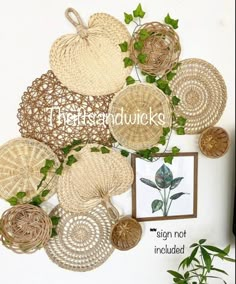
0 0 235 283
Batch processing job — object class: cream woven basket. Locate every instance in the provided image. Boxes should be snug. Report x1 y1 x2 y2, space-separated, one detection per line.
50 8 131 96
0 138 59 202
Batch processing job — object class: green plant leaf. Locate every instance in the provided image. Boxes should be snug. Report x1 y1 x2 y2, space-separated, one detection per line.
51 228 58 238
167 71 176 81
146 75 156 83
156 79 169 90
140 178 158 189
91 147 100 152
139 29 150 40
163 127 170 136
222 257 236 263
184 272 190 279
155 164 173 189
170 177 184 190
172 146 180 155
167 270 184 279
61 145 72 156
41 190 50 197
159 136 166 145
74 146 83 152
134 41 144 51
50 216 61 226
201 247 212 272
124 13 133 24
170 192 188 200
138 53 148 64
123 57 134 67
199 239 207 244
55 164 63 175
190 243 198 248
136 149 152 160
164 155 174 165
66 155 78 166
37 175 46 190
119 41 128 52
176 127 185 135
31 195 43 206
165 13 179 29
121 150 130 157
173 63 182 70
16 192 27 199
177 116 187 126
151 199 164 213
188 247 199 266
150 147 160 153
133 3 145 18
163 85 172 96
223 245 231 254
211 268 228 275
45 159 55 168
7 197 18 206
126 76 136 85
172 96 181 106
101 146 110 154
203 245 227 255
71 139 82 146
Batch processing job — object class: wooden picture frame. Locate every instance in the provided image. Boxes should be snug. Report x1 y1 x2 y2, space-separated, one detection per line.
132 152 198 222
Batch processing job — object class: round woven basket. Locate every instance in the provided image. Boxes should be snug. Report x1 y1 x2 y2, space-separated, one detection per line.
45 203 115 271
0 204 52 254
0 138 59 202
50 8 131 96
17 71 114 161
58 144 133 216
108 83 172 150
111 217 142 251
169 58 227 134
199 127 230 158
130 22 181 76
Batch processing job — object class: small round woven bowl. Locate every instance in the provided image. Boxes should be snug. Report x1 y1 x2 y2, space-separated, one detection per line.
130 22 181 76
0 204 52 254
111 217 142 251
45 203 115 272
169 58 227 134
50 8 131 96
0 138 59 202
108 83 172 150
199 127 230 158
17 71 114 161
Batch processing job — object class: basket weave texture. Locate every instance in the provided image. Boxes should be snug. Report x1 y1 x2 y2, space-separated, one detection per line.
0 138 59 202
45 203 115 272
108 83 172 150
0 204 52 254
199 127 230 158
130 22 181 76
169 58 227 134
50 8 131 96
17 71 114 161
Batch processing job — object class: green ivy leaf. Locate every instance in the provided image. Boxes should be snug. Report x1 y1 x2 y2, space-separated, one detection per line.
151 147 160 153
31 195 43 206
16 192 27 199
61 145 72 156
133 3 145 18
173 62 182 70
163 85 172 96
167 71 176 81
164 155 174 165
172 146 180 155
136 149 152 160
50 216 61 226
163 127 170 136
151 199 163 213
177 116 187 126
119 41 128 52
167 270 184 279
126 76 136 85
74 146 83 152
123 57 134 68
164 13 179 29
91 147 100 152
71 139 82 146
139 29 150 40
7 197 18 206
159 136 166 145
176 127 185 135
55 164 63 175
134 41 144 51
41 190 50 197
51 228 58 238
156 79 169 90
124 13 133 24
121 150 130 157
172 96 180 106
146 75 156 83
45 159 55 168
66 155 78 166
101 146 110 154
138 53 147 64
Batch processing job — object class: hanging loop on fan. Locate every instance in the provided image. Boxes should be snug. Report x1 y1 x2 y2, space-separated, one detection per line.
65 8 88 39
102 197 120 222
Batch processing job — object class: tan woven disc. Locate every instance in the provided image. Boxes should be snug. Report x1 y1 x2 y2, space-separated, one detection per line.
17 71 114 161
50 9 131 96
58 144 134 214
0 138 59 202
108 84 172 150
169 59 227 134
45 203 115 271
0 204 52 254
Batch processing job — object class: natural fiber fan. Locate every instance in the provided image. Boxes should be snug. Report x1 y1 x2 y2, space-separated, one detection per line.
108 84 172 150
50 8 131 96
169 59 227 134
0 138 59 202
18 71 114 161
45 203 115 271
130 22 181 76
0 204 52 254
58 144 134 216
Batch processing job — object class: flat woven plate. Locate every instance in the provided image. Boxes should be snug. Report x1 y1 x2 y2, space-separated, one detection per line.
108 84 172 150
0 138 59 202
58 144 134 213
169 58 227 134
50 9 131 96
45 203 115 272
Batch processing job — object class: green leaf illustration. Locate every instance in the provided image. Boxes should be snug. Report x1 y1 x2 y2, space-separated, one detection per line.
165 13 179 29
138 53 147 64
123 57 134 68
119 41 128 52
124 13 133 24
134 41 144 51
140 178 158 189
155 164 173 189
139 29 150 40
164 155 174 165
133 4 145 18
16 192 27 199
126 76 136 85
170 192 188 200
151 200 164 213
170 177 184 190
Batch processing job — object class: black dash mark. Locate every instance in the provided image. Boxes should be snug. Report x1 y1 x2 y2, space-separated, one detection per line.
150 228 157 232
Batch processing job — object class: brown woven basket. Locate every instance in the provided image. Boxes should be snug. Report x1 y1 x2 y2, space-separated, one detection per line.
111 217 142 251
199 127 230 158
0 204 52 254
130 22 181 76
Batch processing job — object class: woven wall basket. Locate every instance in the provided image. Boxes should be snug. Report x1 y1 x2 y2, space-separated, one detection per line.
45 203 115 271
169 58 227 134
130 22 181 76
0 204 52 254
50 8 131 96
199 127 230 158
58 144 134 216
0 138 59 202
17 71 114 161
108 83 172 150
111 217 142 251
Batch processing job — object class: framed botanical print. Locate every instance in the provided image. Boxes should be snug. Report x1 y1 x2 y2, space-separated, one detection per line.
132 152 198 222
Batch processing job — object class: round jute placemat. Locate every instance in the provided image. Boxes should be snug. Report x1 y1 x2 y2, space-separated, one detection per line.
45 203 115 272
0 138 59 202
17 71 114 161
108 83 172 150
50 8 131 96
169 58 227 134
